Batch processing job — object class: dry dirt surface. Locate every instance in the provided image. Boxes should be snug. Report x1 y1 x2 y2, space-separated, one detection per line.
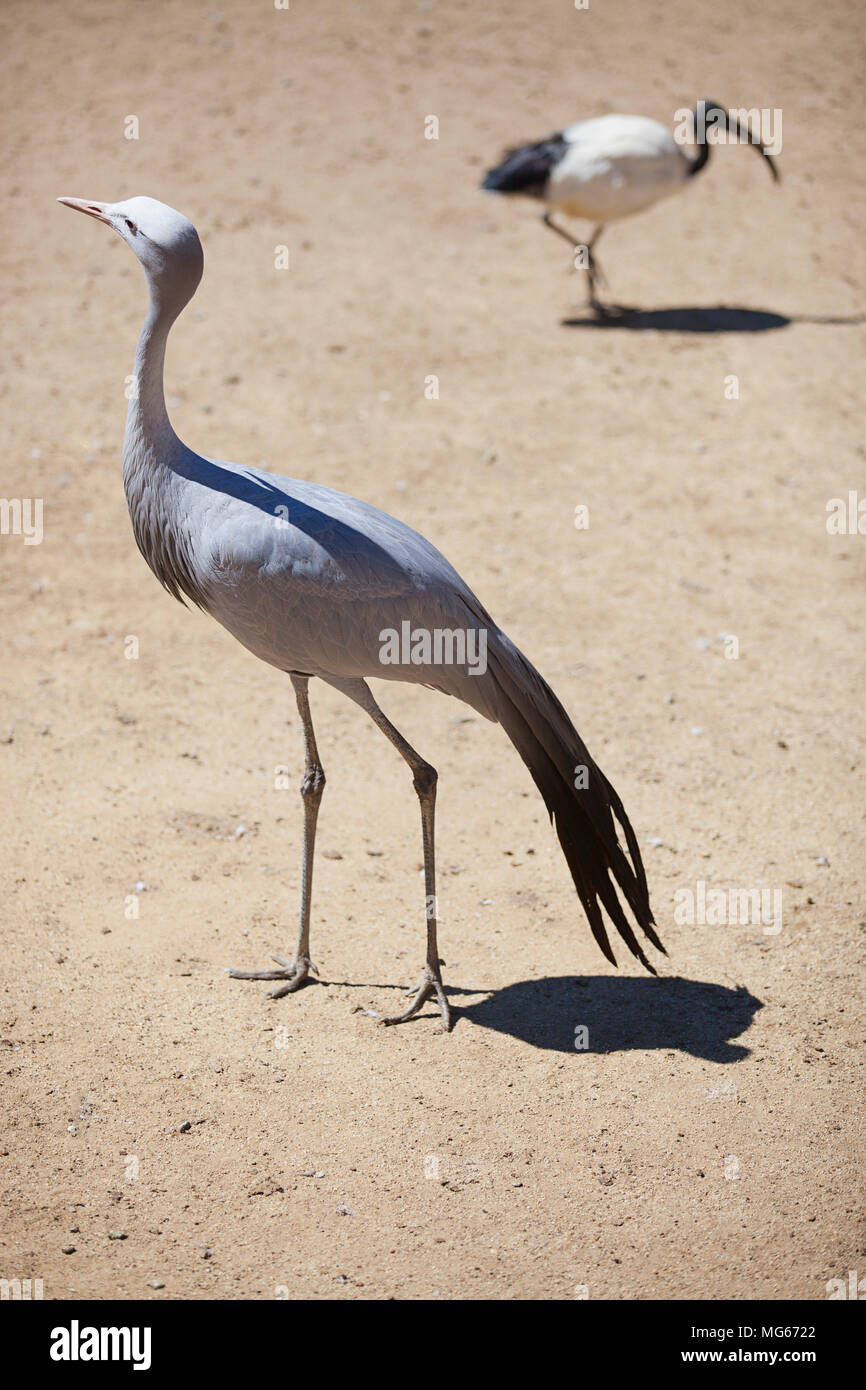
1 0 864 1302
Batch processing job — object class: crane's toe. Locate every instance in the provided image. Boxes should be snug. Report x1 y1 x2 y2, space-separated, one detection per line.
375 964 452 1031
228 953 318 999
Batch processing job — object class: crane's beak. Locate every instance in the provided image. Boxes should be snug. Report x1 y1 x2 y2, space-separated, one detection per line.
57 197 112 225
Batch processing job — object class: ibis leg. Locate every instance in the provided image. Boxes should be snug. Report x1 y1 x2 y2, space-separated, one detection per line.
542 213 609 312
585 224 608 310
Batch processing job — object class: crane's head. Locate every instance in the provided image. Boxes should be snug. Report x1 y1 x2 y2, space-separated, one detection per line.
57 195 203 312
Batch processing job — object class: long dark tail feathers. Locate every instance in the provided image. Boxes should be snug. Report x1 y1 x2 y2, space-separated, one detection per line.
489 638 664 973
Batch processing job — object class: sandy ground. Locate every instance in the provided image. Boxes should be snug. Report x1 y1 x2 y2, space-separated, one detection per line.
1 0 864 1301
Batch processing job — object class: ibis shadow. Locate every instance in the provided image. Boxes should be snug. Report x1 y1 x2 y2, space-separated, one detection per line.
561 305 866 333
457 974 762 1060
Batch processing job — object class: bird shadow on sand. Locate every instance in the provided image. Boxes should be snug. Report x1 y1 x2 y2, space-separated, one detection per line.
561 305 866 334
450 974 762 1060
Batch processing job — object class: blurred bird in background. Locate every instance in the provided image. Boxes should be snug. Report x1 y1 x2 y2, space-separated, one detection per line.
482 100 780 312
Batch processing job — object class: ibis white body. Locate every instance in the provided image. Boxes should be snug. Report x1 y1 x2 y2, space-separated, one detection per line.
549 115 688 222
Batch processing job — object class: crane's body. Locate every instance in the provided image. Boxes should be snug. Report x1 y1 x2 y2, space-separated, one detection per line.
59 192 664 1030
483 102 779 311
127 442 493 710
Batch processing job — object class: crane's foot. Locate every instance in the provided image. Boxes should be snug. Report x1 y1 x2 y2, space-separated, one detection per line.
228 953 318 999
376 962 452 1031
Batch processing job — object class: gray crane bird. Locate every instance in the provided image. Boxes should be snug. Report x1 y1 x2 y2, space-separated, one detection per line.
482 100 780 311
58 193 664 1030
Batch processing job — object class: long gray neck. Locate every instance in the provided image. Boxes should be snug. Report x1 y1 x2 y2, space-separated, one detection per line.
123 293 181 475
121 281 210 609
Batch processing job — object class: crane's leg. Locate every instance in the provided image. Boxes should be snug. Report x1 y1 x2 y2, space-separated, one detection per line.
541 212 609 312
229 674 323 998
340 679 450 1030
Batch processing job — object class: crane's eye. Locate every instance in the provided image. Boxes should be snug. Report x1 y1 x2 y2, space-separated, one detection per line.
124 218 138 234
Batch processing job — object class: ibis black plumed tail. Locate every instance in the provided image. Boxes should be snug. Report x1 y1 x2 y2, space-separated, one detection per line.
488 633 664 971
481 133 569 198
